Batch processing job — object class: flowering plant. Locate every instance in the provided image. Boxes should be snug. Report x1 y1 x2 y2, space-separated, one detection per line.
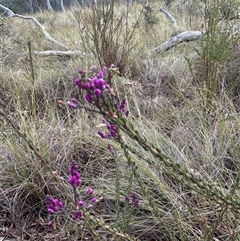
45 161 98 221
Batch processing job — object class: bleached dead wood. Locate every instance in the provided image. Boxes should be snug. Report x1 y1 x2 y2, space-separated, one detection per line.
152 31 202 53
0 51 81 61
0 4 68 50
154 7 202 53
0 4 14 17
13 14 69 50
32 50 81 56
159 7 177 26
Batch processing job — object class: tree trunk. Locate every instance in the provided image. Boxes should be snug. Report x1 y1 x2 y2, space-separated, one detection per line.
56 0 65 12
45 0 53 10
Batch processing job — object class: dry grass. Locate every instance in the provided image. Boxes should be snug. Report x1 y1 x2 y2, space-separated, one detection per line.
1 1 240 240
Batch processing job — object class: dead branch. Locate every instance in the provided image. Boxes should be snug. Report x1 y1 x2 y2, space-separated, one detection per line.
32 50 81 56
0 4 69 50
152 31 202 53
0 51 82 62
159 7 177 26
13 14 69 50
0 4 14 17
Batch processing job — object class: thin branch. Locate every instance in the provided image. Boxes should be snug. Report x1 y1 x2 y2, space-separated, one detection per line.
159 7 177 26
0 4 14 17
0 4 68 50
13 14 69 49
32 50 81 56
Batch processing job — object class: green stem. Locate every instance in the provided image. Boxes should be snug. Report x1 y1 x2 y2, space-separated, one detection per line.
118 134 164 222
113 140 121 229
27 40 36 118
112 117 240 212
122 171 134 233
83 215 102 241
205 205 228 241
84 211 138 241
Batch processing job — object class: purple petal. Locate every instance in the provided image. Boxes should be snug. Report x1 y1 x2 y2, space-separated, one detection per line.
74 78 82 86
87 187 94 195
85 93 92 103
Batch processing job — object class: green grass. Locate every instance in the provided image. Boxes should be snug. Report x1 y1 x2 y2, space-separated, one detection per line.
1 0 240 240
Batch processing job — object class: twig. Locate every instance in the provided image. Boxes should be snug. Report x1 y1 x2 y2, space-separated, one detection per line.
0 4 69 50
32 50 81 56
159 7 177 26
19 50 81 57
0 4 14 17
13 14 69 49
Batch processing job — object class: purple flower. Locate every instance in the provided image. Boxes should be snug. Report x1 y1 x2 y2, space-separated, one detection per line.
69 102 77 109
82 82 90 90
87 187 94 195
45 195 63 214
69 161 82 188
133 199 139 207
47 208 54 214
107 144 115 154
68 98 78 109
102 66 108 72
107 123 118 138
125 196 130 202
71 98 77 104
91 197 97 203
47 221 52 226
93 78 105 89
125 192 139 208
97 71 104 79
104 84 110 90
73 65 120 116
118 98 129 117
131 192 137 200
98 131 107 138
90 83 95 90
95 89 101 97
78 200 84 207
76 179 81 186
98 119 118 139
73 210 83 219
85 93 92 103
74 78 82 86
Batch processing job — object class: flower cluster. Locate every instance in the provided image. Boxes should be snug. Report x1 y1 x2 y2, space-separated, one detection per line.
46 162 98 221
125 192 140 207
118 98 129 117
71 65 130 121
98 118 118 139
69 161 81 188
73 187 98 220
45 195 63 214
74 66 110 104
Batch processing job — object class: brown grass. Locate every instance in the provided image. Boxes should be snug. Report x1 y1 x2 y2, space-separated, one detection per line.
1 1 240 240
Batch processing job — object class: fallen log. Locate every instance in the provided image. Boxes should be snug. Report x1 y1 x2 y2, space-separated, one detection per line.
152 31 203 53
32 50 81 56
